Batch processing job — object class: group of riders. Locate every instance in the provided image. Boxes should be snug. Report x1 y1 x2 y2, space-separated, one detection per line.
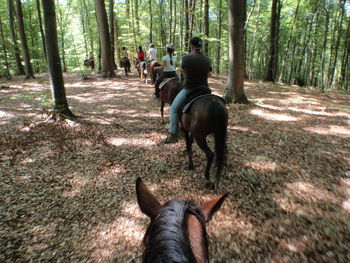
121 37 212 144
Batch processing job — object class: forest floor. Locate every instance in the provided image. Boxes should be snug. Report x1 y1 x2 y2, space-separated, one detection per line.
0 70 350 263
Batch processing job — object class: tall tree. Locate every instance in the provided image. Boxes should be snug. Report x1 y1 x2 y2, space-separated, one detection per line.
204 0 209 53
0 16 11 80
109 0 117 69
224 0 248 104
35 0 47 61
7 0 24 75
15 0 35 79
41 0 74 118
265 0 281 82
94 0 116 77
215 0 223 74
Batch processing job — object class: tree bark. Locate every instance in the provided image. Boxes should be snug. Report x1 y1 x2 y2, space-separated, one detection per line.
215 0 222 74
7 0 24 75
149 0 153 43
204 0 209 54
224 0 249 104
109 0 117 69
15 0 34 79
94 0 116 77
0 16 11 80
41 0 74 118
265 0 280 82
35 0 47 61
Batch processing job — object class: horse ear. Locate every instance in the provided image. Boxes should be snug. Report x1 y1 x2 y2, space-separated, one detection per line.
201 192 229 222
136 177 162 220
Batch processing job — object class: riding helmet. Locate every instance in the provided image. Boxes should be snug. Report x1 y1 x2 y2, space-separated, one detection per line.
166 44 174 50
149 43 155 48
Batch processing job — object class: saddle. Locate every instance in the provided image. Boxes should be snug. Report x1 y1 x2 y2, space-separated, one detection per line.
180 87 225 114
159 77 178 90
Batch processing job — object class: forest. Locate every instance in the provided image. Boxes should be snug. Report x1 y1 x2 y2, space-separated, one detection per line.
0 0 350 262
0 0 349 90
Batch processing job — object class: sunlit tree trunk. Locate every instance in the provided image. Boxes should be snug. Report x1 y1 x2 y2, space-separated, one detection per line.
15 0 34 79
7 0 25 75
0 16 11 80
41 0 74 118
265 0 281 82
149 0 153 43
215 0 222 74
94 0 116 77
109 0 117 69
224 0 249 104
35 0 47 61
204 0 209 54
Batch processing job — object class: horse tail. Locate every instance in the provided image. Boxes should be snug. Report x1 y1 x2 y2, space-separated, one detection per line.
212 100 228 179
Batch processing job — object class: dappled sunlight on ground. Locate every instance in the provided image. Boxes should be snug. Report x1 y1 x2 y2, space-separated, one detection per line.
304 125 350 137
250 108 298 121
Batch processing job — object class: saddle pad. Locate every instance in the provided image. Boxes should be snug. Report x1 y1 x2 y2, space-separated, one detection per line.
182 94 225 113
159 77 178 90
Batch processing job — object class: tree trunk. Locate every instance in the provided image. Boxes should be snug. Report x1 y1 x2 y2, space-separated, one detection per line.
185 0 190 52
94 0 116 77
41 0 74 118
109 0 117 69
215 0 222 74
224 0 249 104
327 0 345 89
204 0 209 54
320 8 330 91
0 16 11 80
7 0 24 75
149 0 153 43
35 0 47 61
265 0 280 82
279 0 300 82
115 18 121 68
15 0 34 79
339 15 350 90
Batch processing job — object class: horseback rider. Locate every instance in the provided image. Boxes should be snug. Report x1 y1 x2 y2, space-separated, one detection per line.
137 46 145 64
153 44 178 98
164 37 212 144
122 47 129 59
147 43 157 62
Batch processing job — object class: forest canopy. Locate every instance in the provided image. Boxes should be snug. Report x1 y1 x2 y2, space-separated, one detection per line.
0 0 349 90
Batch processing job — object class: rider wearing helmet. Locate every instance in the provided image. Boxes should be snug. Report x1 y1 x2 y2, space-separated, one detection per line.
164 37 212 143
153 44 178 98
147 43 157 61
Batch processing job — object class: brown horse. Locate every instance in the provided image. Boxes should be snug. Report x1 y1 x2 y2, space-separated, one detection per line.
120 57 131 76
135 59 147 82
136 177 229 263
159 78 181 123
180 95 228 191
84 58 94 70
146 60 162 84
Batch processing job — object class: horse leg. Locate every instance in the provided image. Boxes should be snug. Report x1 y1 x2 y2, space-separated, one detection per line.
185 132 194 170
195 136 214 187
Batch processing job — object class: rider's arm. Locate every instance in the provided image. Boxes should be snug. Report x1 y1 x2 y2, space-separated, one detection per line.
155 59 167 71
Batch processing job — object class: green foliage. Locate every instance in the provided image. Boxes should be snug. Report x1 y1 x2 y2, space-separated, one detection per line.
0 0 347 90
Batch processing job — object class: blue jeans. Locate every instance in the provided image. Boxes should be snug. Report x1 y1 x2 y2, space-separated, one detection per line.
169 89 190 134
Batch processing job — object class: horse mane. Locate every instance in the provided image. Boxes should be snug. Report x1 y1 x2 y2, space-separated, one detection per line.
142 200 208 263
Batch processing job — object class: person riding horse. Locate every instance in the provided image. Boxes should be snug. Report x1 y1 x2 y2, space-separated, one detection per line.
145 43 157 74
153 44 178 98
120 47 131 75
164 37 212 144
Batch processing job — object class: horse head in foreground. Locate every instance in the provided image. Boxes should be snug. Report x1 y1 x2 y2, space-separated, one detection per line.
136 177 229 263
